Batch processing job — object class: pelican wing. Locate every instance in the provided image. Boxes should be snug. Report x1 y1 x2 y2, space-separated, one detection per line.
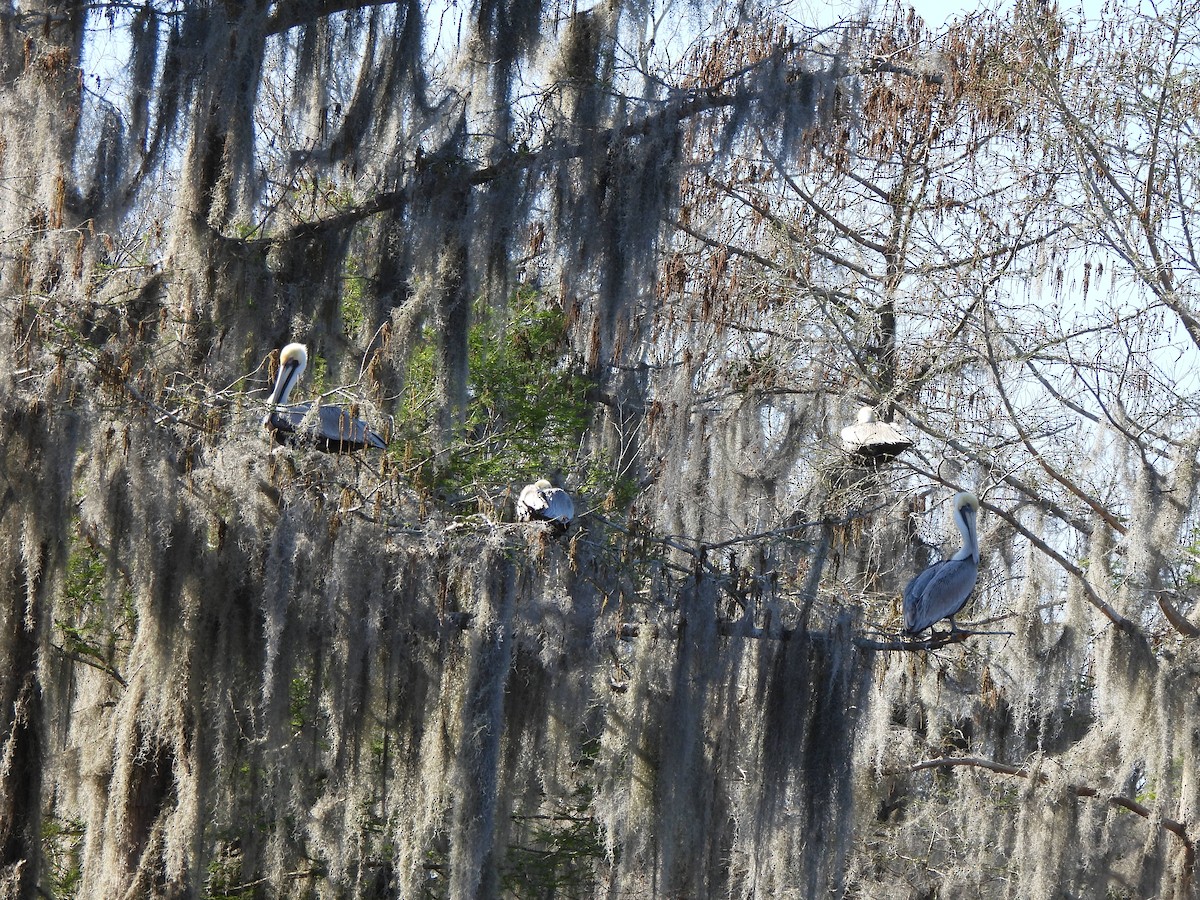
841 421 913 462
541 488 574 524
517 483 574 527
313 405 387 450
903 558 978 633
269 403 386 451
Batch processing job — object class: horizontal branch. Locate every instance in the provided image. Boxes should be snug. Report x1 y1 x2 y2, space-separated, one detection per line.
618 620 780 641
905 756 1194 874
852 627 1006 651
236 39 917 244
447 615 797 643
266 0 394 35
50 643 127 687
447 610 996 653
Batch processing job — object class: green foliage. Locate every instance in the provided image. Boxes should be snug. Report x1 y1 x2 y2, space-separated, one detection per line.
398 336 441 475
1178 526 1200 586
289 672 313 733
230 220 261 241
309 353 329 393
62 544 107 651
501 738 607 897
501 798 606 899
203 842 256 900
576 459 639 516
395 288 594 508
411 735 608 899
43 815 85 898
56 534 135 684
341 257 367 337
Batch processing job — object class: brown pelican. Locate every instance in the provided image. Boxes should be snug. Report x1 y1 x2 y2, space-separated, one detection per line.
516 479 574 530
841 406 913 464
903 491 980 635
263 343 387 452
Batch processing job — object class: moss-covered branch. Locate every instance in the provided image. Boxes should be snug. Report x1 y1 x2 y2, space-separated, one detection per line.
904 756 1195 875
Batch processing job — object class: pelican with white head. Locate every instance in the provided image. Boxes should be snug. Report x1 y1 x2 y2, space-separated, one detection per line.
903 491 980 635
264 342 387 452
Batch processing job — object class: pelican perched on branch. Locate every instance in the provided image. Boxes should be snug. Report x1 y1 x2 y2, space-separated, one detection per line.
516 479 574 531
263 343 387 452
841 406 913 464
903 491 980 635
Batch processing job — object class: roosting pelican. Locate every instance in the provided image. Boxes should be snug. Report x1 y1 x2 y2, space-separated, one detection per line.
263 343 387 452
516 479 574 530
841 406 913 464
903 491 980 635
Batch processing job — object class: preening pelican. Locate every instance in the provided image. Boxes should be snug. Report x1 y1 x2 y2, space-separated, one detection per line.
263 343 387 452
903 491 980 635
516 479 574 530
841 406 913 464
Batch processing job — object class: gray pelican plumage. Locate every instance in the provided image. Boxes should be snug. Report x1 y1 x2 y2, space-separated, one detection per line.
263 343 387 452
841 406 913 464
903 491 980 635
516 479 574 530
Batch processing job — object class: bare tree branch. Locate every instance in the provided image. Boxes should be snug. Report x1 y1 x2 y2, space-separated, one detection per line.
902 756 1195 873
